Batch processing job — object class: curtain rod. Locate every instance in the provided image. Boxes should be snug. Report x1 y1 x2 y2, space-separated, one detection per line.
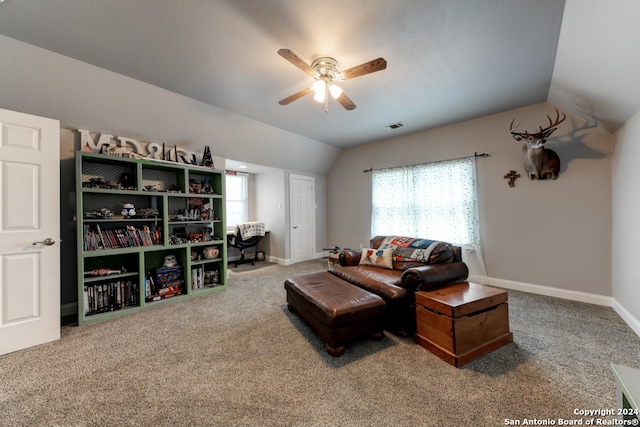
362 152 489 173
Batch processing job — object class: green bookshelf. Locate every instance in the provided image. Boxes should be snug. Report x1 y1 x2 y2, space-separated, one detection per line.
76 151 227 325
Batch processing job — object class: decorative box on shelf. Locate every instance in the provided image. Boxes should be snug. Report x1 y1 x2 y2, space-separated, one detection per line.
146 266 185 302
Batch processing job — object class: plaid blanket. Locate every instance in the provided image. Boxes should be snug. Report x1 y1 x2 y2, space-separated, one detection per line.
378 236 445 263
237 222 266 240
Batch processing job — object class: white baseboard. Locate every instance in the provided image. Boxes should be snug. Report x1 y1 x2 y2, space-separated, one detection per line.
267 255 287 265
280 252 326 266
485 277 639 338
611 299 640 338
487 276 613 306
467 274 489 285
228 251 326 266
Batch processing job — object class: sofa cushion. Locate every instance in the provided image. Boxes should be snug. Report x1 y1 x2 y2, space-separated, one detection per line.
329 265 407 301
359 247 394 269
378 236 455 265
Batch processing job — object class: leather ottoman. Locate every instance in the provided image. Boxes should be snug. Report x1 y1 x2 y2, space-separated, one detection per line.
285 271 386 356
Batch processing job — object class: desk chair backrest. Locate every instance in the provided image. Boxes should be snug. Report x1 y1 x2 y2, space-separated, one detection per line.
229 222 265 267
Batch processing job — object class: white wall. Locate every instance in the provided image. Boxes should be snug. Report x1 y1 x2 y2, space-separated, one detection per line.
0 35 341 176
549 0 640 134
328 103 613 302
611 109 640 336
252 169 327 264
255 170 286 261
0 35 340 309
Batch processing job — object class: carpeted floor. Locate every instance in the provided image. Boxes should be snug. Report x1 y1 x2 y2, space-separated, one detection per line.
1 259 638 426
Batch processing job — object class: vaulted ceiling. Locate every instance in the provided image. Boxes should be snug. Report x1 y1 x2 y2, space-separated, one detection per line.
0 0 638 149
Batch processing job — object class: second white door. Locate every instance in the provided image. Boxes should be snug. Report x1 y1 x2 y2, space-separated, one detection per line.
289 174 315 264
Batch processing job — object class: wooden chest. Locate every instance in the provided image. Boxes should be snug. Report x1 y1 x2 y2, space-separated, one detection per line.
414 282 513 367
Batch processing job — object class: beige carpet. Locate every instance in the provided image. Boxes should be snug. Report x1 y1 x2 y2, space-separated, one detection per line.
1 259 638 426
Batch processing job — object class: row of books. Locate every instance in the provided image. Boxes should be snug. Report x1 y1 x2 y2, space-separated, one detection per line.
84 280 138 316
84 224 160 251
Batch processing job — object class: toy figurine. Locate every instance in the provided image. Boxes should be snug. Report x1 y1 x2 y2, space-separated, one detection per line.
121 203 136 217
201 146 214 168
163 255 178 268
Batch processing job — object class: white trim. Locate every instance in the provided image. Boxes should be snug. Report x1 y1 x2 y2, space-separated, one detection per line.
488 276 613 306
267 256 287 265
228 253 324 266
484 277 639 338
611 299 640 338
279 252 325 266
468 274 489 285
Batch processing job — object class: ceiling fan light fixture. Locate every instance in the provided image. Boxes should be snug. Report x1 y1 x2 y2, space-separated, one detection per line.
278 49 387 112
312 80 326 103
329 83 343 99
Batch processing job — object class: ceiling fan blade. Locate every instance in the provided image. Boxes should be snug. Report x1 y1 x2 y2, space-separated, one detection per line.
278 88 312 105
341 58 387 80
278 49 315 76
336 92 357 110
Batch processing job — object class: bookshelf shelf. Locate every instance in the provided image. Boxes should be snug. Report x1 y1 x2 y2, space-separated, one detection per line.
84 272 139 283
76 151 227 325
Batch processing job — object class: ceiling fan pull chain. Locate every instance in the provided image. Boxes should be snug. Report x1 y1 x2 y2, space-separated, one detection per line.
324 83 329 113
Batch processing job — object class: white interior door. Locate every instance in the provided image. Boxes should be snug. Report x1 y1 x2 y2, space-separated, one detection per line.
289 174 315 264
0 108 60 356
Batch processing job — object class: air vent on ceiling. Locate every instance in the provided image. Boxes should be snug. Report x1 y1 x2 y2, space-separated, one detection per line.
385 122 405 130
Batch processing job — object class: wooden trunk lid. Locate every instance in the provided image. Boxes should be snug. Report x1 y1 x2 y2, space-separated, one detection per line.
415 282 508 318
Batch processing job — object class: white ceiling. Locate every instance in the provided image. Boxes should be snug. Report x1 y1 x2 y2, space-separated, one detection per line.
0 0 638 149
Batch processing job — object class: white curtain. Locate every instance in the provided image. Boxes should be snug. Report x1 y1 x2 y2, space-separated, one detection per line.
371 157 487 280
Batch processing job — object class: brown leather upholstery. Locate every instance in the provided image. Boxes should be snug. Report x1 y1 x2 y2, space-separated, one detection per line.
401 263 470 292
332 236 469 336
328 265 407 301
285 272 386 356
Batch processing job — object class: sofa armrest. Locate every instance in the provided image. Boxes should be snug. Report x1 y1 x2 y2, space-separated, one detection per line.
400 262 469 293
339 249 363 266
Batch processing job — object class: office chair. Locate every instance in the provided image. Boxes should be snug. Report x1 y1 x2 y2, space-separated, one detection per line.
228 223 264 267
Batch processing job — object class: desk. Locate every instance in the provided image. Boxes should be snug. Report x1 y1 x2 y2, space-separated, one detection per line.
610 363 640 422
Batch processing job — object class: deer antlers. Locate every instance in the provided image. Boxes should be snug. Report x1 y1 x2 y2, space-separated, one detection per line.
510 108 566 142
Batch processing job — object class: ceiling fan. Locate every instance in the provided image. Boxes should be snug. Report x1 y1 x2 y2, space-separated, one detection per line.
277 48 387 113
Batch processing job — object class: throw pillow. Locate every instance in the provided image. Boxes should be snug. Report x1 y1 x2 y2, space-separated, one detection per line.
359 247 394 269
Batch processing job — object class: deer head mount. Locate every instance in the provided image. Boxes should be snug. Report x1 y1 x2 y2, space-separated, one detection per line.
510 108 566 180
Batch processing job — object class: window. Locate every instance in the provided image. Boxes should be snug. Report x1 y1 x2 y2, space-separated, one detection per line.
371 157 478 247
225 172 248 229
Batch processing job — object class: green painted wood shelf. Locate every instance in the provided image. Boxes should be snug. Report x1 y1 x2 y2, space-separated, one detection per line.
76 151 227 325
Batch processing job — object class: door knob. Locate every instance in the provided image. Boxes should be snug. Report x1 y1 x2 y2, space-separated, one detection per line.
293 226 298 229
32 238 56 246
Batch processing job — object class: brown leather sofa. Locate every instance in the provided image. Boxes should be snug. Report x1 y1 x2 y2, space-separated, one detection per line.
329 235 469 336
